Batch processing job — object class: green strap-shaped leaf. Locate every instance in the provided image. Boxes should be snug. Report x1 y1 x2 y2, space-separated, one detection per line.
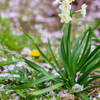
21 29 60 76
23 58 60 82
92 21 100 31
63 26 68 55
78 61 100 84
59 39 74 86
61 23 67 35
80 29 89 45
81 52 100 73
59 38 70 77
80 28 92 60
84 76 100 87
79 59 100 85
23 58 50 76
83 56 100 73
87 45 100 61
72 34 83 59
77 46 91 71
72 42 84 74
92 31 100 42
16 90 26 98
83 85 100 92
35 44 60 76
13 76 57 89
27 82 65 99
92 37 100 42
77 93 90 100
48 39 66 80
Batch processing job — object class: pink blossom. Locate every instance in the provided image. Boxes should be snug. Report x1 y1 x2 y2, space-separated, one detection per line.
35 24 43 30
21 48 32 55
75 71 83 82
8 64 15 71
94 30 100 36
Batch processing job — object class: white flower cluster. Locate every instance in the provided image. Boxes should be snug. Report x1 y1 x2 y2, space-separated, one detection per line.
53 0 87 23
72 84 83 92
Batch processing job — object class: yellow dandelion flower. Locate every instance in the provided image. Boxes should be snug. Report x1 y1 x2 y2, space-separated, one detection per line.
30 50 41 57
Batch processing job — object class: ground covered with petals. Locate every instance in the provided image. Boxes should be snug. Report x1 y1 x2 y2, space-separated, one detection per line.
0 0 100 100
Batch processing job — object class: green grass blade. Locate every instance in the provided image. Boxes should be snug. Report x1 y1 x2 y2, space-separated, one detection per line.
0 60 21 66
13 76 57 89
27 82 65 99
48 39 66 80
0 48 22 57
16 90 26 98
20 28 34 42
77 93 90 100
2 91 6 100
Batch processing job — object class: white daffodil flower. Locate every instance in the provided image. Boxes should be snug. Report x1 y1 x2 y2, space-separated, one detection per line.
58 13 72 23
72 84 83 91
59 1 71 13
53 0 60 5
81 4 87 17
65 0 74 4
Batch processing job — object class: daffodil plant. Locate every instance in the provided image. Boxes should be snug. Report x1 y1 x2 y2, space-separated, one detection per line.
0 0 100 100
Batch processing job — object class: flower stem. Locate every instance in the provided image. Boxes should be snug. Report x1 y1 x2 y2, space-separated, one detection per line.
58 1 62 4
68 9 75 86
68 10 72 64
31 70 35 80
75 9 82 13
